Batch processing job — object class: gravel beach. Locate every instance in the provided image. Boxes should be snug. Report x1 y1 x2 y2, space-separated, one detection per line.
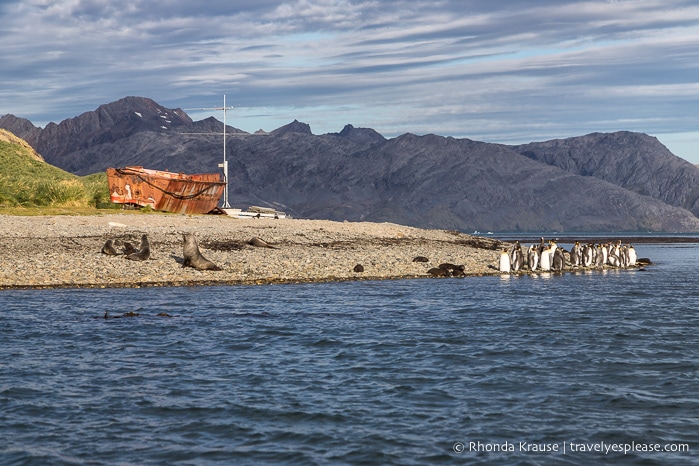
0 213 506 289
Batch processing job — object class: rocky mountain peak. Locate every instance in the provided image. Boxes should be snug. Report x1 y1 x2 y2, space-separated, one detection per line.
0 114 42 147
90 96 193 131
29 96 194 161
271 119 312 136
336 124 386 146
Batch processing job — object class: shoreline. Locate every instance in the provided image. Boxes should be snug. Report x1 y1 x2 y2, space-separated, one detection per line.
0 213 657 291
492 235 699 244
0 213 506 290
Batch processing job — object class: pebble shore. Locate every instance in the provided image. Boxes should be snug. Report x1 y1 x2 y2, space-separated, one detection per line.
0 213 506 289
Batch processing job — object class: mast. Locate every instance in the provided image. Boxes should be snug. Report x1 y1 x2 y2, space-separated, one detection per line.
220 94 232 208
184 95 234 209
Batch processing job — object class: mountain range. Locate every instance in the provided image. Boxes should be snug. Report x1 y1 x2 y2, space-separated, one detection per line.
2 96 699 232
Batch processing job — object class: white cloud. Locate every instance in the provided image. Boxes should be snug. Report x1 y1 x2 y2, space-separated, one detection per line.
2 0 699 162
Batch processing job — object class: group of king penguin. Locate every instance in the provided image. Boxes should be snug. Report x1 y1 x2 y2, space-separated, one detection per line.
499 238 638 273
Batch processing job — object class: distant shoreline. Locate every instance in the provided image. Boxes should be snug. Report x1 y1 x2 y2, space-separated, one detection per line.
493 235 699 244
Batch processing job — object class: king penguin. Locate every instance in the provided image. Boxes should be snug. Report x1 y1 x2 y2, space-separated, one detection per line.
511 242 524 272
582 243 594 267
600 243 609 266
499 248 511 273
608 242 620 266
539 245 552 271
528 245 539 271
595 244 605 267
552 247 565 272
570 241 581 267
627 245 637 266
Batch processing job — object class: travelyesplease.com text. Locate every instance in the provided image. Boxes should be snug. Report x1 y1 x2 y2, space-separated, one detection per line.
453 440 690 455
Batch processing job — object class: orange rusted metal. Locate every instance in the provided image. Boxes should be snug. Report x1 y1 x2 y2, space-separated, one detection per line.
106 166 226 215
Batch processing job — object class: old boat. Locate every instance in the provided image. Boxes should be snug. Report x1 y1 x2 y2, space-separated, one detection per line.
106 166 226 215
224 205 287 219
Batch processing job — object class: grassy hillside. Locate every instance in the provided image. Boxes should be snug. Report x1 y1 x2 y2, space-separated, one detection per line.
0 129 113 210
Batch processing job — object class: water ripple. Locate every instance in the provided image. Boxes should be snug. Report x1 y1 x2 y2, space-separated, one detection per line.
1 244 697 464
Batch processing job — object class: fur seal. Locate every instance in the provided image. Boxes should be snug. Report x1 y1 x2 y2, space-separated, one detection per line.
412 256 429 263
247 237 279 249
427 267 449 277
124 234 151 261
182 233 222 271
353 264 364 273
122 242 138 255
101 239 119 255
439 263 465 276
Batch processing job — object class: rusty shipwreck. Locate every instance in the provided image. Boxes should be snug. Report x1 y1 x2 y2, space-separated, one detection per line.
106 166 226 215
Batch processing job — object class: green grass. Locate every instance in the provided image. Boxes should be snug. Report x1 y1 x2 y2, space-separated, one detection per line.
0 140 117 212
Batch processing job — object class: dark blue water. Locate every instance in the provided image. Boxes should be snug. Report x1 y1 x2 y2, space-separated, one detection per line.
1 244 698 465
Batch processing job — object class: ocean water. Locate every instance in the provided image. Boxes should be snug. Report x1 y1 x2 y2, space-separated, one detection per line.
1 243 698 465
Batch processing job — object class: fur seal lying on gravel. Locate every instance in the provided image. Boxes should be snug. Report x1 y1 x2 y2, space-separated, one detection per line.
101 239 119 255
427 267 449 277
439 263 465 276
124 234 151 261
247 237 279 249
101 238 141 256
122 242 138 255
182 233 222 271
428 263 466 277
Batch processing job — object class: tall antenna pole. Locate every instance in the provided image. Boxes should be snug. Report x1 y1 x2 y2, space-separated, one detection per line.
221 94 230 208
186 96 234 209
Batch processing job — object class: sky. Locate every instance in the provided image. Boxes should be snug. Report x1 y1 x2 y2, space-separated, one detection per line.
1 0 699 162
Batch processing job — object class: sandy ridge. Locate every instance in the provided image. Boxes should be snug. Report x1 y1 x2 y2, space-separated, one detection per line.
0 213 505 289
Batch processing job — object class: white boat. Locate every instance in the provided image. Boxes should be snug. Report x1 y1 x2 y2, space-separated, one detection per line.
223 206 287 219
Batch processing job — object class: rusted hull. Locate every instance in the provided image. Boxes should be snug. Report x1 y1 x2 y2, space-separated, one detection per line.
107 166 225 215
